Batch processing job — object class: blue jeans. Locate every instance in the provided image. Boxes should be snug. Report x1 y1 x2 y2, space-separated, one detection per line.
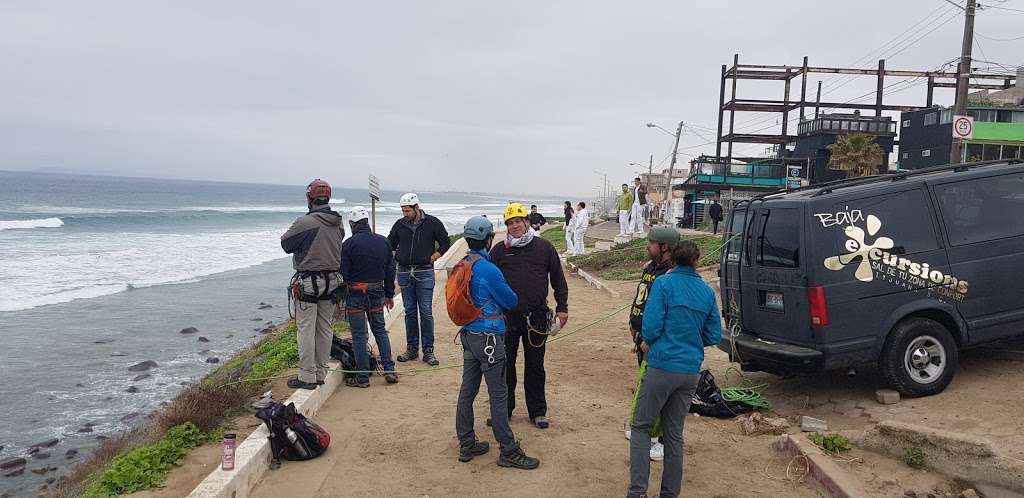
397 266 435 350
345 292 395 381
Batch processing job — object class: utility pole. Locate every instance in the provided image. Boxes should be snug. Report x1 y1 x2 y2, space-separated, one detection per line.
951 0 977 164
663 121 684 224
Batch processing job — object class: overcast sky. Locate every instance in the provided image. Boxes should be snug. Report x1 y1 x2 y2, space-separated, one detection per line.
1 1 1020 196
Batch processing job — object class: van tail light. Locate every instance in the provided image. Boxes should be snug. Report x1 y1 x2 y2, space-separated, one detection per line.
808 287 829 327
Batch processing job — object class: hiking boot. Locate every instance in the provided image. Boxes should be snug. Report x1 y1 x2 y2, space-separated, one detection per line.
287 378 318 390
458 441 490 463
497 447 540 470
422 348 439 366
530 416 550 429
345 377 370 388
397 348 418 362
384 372 399 384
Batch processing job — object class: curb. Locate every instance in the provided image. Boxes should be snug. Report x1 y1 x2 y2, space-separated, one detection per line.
857 421 1024 493
563 258 621 299
773 434 869 498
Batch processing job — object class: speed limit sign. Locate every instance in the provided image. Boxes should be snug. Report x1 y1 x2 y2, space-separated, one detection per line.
953 115 974 140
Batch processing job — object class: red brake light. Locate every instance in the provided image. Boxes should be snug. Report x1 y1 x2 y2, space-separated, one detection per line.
808 287 829 327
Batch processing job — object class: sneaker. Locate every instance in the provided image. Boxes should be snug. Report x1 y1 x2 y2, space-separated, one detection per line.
384 372 399 384
649 441 664 462
530 416 550 429
458 441 490 463
624 428 631 441
344 377 370 388
287 378 318 390
497 447 540 470
422 348 439 366
396 348 418 362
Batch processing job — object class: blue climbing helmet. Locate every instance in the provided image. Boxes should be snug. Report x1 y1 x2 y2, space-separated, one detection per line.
463 216 494 241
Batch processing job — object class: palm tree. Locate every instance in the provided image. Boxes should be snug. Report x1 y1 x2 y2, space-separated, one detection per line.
827 133 885 178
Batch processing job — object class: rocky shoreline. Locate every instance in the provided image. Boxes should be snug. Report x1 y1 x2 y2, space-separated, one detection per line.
0 301 285 498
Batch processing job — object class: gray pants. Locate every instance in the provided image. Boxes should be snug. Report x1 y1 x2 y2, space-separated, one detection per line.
627 367 699 498
295 299 334 383
456 331 518 456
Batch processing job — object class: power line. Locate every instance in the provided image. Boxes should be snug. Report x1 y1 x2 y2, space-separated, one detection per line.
985 4 1024 13
975 31 1024 41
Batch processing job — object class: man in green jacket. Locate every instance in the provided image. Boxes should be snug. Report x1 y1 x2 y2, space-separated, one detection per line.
617 184 634 237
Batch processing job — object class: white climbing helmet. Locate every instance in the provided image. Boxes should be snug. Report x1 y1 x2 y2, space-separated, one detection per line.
399 192 420 207
348 206 369 223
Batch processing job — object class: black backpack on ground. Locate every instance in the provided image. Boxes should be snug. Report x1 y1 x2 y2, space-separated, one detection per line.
329 336 378 378
688 370 756 418
255 401 331 469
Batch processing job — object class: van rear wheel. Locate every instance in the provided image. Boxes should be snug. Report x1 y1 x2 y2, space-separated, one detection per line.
879 317 958 398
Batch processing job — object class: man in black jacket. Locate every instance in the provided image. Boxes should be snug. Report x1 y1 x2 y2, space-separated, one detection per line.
528 205 547 231
387 192 451 366
342 206 398 388
709 198 724 234
490 203 569 429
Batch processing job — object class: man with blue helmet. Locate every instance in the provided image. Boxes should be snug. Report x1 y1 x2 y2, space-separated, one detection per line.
453 216 540 470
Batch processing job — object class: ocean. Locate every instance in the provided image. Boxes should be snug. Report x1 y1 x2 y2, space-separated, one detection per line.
0 170 565 494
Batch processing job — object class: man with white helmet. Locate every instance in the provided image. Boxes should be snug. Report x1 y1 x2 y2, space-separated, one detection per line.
341 206 398 387
387 192 451 366
280 179 345 390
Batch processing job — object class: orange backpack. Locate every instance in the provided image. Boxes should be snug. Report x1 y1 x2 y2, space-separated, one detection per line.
446 253 497 326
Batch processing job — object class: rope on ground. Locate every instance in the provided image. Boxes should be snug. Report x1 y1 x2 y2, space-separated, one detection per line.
720 366 772 410
218 302 631 388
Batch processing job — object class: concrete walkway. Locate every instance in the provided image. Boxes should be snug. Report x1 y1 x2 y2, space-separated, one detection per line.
587 221 716 242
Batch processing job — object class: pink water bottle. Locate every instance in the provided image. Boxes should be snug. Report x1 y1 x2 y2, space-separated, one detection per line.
221 433 237 471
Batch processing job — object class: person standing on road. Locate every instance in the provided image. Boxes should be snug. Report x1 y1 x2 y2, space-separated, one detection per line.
629 177 649 235
563 201 575 255
709 198 725 235
280 179 345 390
528 205 547 232
341 206 398 388
624 226 680 462
388 192 451 367
454 216 541 470
490 203 569 429
617 184 634 236
627 240 722 498
569 202 589 256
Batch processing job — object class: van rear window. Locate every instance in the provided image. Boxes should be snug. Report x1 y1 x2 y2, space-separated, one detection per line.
758 208 800 268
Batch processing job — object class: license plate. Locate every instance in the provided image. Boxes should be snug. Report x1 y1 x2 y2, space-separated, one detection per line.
765 292 784 312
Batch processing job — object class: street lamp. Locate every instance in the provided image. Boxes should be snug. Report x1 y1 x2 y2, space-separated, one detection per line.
593 169 609 218
645 121 684 224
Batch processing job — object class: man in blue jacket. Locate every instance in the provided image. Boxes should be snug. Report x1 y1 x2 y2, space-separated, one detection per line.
628 239 722 498
454 216 540 470
341 206 398 388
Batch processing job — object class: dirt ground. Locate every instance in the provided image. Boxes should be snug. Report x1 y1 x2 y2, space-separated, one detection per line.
248 275 818 498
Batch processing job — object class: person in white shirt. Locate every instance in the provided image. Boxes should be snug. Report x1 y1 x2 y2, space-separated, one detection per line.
571 202 589 256
629 177 648 235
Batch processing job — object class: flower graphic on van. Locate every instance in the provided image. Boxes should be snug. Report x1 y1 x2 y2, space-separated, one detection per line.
823 214 893 282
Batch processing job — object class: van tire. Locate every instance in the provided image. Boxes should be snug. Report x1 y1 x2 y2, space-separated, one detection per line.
879 317 958 398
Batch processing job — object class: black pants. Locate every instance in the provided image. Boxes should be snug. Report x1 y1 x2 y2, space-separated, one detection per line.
713 219 720 234
504 311 548 419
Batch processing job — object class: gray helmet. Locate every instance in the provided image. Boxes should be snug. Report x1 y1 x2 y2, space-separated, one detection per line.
463 216 495 241
648 225 680 247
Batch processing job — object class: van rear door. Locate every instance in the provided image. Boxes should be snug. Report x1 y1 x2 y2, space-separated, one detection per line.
740 205 814 346
720 205 750 329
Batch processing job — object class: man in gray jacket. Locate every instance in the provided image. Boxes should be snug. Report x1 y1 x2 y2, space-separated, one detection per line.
281 179 345 390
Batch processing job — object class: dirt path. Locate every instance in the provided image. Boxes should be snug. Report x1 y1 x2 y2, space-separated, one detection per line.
250 275 817 498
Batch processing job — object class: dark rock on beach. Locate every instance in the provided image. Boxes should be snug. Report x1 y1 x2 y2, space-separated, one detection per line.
2 467 23 478
30 439 58 450
258 303 273 309
127 360 157 372
76 427 93 434
132 374 151 382
198 336 210 343
120 412 140 422
93 339 115 344
251 318 263 322
0 458 24 471
126 386 139 394
64 449 78 459
110 352 129 357
30 452 49 460
180 327 199 334
206 357 220 364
